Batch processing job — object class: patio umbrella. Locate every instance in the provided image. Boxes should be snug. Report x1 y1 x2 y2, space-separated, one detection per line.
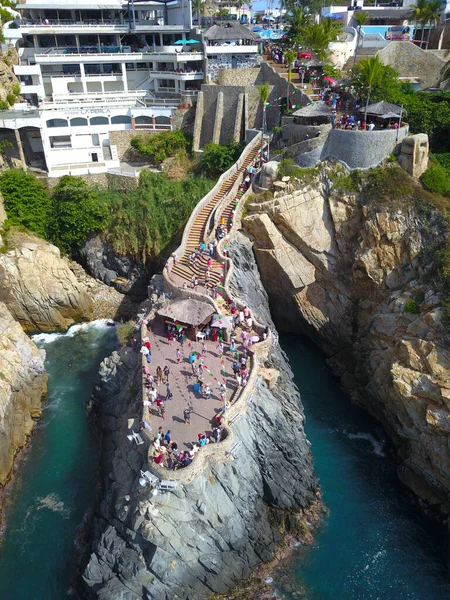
250 335 260 343
252 26 263 31
323 76 336 84
298 52 312 59
172 39 199 45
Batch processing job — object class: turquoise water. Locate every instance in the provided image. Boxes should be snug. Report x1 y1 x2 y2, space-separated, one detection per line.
0 321 117 600
278 333 450 600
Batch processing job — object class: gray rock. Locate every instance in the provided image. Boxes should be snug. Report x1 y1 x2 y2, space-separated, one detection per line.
82 235 317 599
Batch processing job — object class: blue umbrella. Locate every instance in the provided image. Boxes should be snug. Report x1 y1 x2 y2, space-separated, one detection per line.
252 26 263 31
172 38 200 45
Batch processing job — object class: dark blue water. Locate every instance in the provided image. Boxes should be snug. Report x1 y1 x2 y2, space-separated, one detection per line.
0 321 117 600
278 333 450 600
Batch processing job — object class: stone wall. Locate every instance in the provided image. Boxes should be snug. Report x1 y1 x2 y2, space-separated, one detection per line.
320 126 409 170
218 66 261 86
206 54 259 80
109 129 145 162
377 42 446 90
171 105 196 136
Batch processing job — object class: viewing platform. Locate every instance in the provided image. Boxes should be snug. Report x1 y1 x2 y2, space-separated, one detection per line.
131 132 274 481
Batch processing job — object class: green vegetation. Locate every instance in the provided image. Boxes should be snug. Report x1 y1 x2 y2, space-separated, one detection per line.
0 101 9 110
0 170 52 237
0 0 16 42
100 171 214 259
116 321 136 345
420 159 450 197
404 298 420 314
199 140 243 177
131 130 189 163
49 176 108 253
0 169 214 260
277 157 319 185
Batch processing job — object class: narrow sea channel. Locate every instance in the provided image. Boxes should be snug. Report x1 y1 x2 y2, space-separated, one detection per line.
0 321 117 600
0 325 449 600
278 333 450 600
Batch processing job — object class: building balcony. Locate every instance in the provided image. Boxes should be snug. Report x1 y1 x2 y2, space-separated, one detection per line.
205 45 259 55
42 90 148 109
151 70 203 81
22 47 204 65
19 21 189 34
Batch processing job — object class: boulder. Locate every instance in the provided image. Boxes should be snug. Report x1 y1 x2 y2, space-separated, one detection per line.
0 232 93 331
259 161 279 189
398 133 429 178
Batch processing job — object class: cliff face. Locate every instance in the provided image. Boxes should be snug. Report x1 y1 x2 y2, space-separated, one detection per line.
0 301 47 486
244 175 450 510
0 231 94 332
82 235 318 600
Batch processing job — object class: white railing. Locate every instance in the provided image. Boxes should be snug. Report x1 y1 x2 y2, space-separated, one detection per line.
360 32 389 48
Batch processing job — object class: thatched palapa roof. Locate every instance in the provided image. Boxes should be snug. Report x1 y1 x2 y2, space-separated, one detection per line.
157 298 215 327
204 22 257 42
358 101 402 117
292 101 332 118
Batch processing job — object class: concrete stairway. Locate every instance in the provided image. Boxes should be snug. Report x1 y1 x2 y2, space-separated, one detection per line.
170 146 258 289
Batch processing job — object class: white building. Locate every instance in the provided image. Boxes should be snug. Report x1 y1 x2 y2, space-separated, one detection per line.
2 0 204 176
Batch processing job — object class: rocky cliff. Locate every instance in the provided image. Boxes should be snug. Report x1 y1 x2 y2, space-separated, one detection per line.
244 166 450 512
0 301 47 487
81 234 318 600
0 230 94 332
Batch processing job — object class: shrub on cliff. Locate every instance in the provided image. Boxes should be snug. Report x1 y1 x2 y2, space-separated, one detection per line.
100 171 214 259
199 141 243 177
0 169 51 237
49 176 107 253
421 161 450 197
130 130 189 163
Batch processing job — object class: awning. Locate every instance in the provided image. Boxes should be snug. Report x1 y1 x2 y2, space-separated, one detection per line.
210 314 234 329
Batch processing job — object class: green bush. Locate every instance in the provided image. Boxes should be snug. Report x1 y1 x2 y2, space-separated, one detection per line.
6 93 15 106
404 298 420 314
277 158 319 185
117 321 136 346
12 83 20 96
0 170 52 237
0 101 9 110
101 171 214 259
421 161 450 197
49 176 108 253
130 130 189 163
199 140 243 177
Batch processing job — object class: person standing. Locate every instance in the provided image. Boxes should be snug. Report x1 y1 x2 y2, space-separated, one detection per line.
163 365 170 382
176 348 181 364
184 407 191 425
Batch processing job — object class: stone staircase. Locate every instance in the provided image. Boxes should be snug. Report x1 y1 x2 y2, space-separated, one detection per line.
170 145 259 290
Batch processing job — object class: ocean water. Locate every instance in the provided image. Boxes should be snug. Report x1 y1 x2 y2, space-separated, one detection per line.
0 321 117 600
1 324 449 600
277 333 450 600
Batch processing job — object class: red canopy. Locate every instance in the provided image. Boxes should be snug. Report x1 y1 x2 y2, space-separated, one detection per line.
298 52 312 59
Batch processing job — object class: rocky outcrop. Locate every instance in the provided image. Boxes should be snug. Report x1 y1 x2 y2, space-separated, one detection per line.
0 231 94 332
82 235 318 600
244 172 450 511
0 301 47 486
79 234 150 298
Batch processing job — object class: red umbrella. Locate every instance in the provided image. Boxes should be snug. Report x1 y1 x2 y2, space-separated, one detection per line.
298 52 312 59
323 76 336 84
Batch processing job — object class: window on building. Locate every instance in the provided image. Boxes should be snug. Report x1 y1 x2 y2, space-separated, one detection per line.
49 135 71 148
111 115 131 124
46 118 68 128
70 117 88 127
90 116 109 125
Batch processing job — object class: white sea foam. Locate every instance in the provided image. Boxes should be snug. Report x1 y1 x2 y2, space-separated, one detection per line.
36 493 70 518
345 431 386 457
32 319 112 344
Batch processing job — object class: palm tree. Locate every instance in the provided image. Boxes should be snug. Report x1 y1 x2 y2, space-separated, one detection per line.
357 55 385 125
409 0 430 48
284 48 297 111
286 6 311 43
353 11 369 66
192 0 204 23
235 0 244 19
258 82 269 135
300 22 336 62
425 0 442 48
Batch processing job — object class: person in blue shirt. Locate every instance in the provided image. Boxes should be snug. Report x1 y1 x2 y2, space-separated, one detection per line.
164 430 172 444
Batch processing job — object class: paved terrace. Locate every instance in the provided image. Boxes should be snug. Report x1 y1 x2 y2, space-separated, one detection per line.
135 134 270 475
